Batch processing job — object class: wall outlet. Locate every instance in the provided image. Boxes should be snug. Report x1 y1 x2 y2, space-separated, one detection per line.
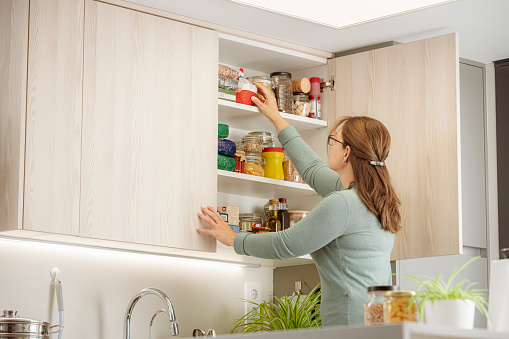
245 282 262 314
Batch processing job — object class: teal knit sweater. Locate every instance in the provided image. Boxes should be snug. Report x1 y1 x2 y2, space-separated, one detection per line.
233 126 394 326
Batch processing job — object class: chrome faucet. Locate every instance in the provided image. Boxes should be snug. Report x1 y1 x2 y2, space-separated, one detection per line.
123 287 179 339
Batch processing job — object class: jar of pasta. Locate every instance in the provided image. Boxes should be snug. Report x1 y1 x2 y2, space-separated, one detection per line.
364 286 399 325
244 153 265 177
384 291 418 324
247 76 273 103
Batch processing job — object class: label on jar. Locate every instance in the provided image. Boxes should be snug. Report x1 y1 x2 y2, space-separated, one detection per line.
309 95 321 119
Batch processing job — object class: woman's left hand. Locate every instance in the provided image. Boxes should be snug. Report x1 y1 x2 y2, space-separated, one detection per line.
196 206 237 246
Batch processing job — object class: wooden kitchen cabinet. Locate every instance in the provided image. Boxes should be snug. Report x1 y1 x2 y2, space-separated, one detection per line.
23 0 84 235
331 33 460 260
80 0 217 251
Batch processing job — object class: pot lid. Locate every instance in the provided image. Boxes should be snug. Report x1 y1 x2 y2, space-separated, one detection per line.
0 311 48 326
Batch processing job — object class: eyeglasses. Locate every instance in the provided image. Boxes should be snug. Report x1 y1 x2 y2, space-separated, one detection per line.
328 134 347 147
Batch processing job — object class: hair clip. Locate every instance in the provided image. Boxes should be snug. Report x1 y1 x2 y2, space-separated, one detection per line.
369 161 385 166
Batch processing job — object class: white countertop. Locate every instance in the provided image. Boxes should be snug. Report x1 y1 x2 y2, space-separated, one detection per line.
209 323 509 339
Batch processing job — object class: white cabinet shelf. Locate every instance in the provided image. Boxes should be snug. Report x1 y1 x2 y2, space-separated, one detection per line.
217 170 317 198
218 99 327 132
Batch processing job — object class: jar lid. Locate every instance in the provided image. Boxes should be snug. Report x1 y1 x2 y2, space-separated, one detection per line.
240 213 262 218
367 285 399 292
242 135 263 143
262 147 284 153
384 290 416 297
270 72 292 78
252 226 270 231
310 77 320 82
248 131 273 139
247 76 272 83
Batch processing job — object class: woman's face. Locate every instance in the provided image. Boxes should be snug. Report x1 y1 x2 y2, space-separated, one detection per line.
328 128 348 171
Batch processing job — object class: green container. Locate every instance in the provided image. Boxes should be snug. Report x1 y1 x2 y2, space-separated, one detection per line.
218 154 236 171
218 124 229 139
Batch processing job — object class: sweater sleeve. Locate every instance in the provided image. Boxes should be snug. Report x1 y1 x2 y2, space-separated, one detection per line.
278 126 343 197
233 192 351 259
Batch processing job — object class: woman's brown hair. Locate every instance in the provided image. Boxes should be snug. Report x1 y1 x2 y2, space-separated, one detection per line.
330 116 401 234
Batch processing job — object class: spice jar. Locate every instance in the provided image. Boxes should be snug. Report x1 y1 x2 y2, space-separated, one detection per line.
270 72 294 114
248 131 275 149
244 153 265 176
309 77 321 119
364 286 399 326
293 93 310 117
247 76 273 103
252 224 270 234
384 291 418 324
261 147 285 180
283 151 304 183
242 135 263 154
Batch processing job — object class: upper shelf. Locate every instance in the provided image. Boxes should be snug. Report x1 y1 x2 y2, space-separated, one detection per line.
217 170 317 198
219 33 328 73
218 99 327 132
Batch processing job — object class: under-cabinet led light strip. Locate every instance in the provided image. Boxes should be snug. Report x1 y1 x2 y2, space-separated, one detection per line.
0 236 261 268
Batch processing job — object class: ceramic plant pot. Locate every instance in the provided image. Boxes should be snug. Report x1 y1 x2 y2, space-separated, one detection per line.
424 299 475 329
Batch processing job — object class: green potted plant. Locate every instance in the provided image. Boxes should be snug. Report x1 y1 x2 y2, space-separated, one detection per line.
399 256 491 329
231 284 321 332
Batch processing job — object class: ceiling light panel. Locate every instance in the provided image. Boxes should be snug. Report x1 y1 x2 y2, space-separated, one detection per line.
230 0 457 29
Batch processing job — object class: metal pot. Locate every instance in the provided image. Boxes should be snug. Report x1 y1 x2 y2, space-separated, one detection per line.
0 310 63 339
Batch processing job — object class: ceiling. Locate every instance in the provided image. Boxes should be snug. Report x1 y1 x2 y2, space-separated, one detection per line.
126 0 509 64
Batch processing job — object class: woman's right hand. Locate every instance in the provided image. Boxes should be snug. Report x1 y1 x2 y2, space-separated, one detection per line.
251 83 290 133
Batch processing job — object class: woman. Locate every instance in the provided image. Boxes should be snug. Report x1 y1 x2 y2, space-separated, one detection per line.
197 83 401 326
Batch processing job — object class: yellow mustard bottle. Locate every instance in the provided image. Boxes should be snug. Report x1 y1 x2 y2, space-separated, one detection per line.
262 147 285 180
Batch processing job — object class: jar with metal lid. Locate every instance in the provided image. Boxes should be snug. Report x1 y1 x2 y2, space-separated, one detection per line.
244 153 264 177
252 224 270 234
239 213 263 233
293 93 310 117
0 310 63 339
246 76 274 103
364 286 399 325
270 72 294 114
242 135 263 154
248 131 275 149
384 291 418 324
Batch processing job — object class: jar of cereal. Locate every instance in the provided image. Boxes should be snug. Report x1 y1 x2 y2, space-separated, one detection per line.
242 135 263 154
364 286 399 326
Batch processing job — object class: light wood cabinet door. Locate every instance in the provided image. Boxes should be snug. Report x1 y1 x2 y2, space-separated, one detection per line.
330 33 460 260
0 0 28 232
23 0 84 235
81 0 218 251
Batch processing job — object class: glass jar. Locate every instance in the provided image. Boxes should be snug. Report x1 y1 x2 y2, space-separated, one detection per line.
282 151 304 183
292 93 310 117
239 213 263 233
252 225 270 234
384 291 418 324
247 76 273 103
364 286 399 326
270 72 294 114
242 135 263 154
244 153 265 176
248 131 275 149
288 211 310 227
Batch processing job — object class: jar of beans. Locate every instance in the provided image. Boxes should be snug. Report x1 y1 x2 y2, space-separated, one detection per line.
242 135 264 154
364 286 399 326
270 72 294 114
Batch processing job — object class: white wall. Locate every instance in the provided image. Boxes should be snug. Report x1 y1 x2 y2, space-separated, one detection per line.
0 238 273 339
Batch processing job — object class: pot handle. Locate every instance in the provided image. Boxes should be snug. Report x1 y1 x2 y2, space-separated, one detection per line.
49 325 64 334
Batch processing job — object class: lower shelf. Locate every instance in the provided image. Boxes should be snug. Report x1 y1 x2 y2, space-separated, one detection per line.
217 170 317 198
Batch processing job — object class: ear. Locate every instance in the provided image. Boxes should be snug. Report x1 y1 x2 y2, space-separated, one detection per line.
343 145 351 163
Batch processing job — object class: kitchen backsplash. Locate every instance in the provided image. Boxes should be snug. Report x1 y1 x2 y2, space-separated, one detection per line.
0 238 273 338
